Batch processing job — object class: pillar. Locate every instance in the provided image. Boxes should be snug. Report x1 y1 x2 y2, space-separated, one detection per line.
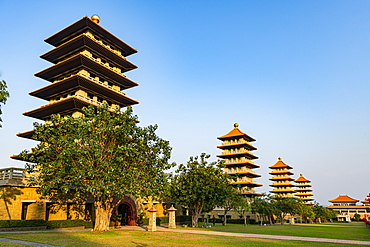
168 206 177 229
148 207 157 231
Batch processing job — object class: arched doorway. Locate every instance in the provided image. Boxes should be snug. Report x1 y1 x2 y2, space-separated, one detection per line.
113 196 137 226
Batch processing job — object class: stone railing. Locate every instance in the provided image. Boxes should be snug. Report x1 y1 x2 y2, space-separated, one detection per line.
0 168 34 186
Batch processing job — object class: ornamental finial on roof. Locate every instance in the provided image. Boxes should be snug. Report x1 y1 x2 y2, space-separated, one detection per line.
278 157 282 161
91 15 101 24
300 174 302 176
234 123 239 128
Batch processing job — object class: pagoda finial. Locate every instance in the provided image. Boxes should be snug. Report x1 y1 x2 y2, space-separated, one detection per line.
300 174 302 176
91 15 100 24
234 123 239 128
278 157 282 161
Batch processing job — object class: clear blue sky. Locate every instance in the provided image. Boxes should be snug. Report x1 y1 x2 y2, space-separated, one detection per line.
1 0 370 205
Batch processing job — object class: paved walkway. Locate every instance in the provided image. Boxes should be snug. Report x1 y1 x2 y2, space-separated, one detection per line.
0 226 369 246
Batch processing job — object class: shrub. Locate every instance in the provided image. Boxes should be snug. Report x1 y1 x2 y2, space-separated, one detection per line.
46 220 92 229
0 220 46 228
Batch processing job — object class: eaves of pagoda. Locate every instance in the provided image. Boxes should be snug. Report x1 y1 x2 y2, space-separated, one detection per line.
35 54 138 89
44 16 137 56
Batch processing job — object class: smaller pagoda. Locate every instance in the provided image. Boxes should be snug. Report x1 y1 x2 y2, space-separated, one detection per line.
294 174 314 204
269 157 295 198
216 123 262 196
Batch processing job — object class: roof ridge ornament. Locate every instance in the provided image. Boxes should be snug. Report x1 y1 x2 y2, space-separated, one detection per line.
91 15 100 24
234 123 239 128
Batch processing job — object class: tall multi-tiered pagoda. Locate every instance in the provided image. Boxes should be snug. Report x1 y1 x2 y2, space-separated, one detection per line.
269 157 295 198
216 123 262 196
294 174 314 204
17 15 138 141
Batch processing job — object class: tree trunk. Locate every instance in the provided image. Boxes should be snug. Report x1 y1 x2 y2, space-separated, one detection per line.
280 213 284 225
223 209 228 226
93 200 113 232
269 215 273 225
191 208 201 227
244 215 247 226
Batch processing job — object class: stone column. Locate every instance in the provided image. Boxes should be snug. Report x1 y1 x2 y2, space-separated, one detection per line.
148 207 157 231
168 206 177 229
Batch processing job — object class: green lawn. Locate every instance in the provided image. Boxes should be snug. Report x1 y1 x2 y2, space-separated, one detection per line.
0 230 363 247
0 222 368 247
197 222 370 241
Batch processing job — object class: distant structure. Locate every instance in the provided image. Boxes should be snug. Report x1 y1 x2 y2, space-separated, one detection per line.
327 195 370 221
269 157 295 198
294 174 314 204
217 123 262 196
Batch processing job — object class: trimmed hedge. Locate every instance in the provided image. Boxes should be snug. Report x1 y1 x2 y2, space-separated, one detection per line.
0 220 92 229
46 220 93 229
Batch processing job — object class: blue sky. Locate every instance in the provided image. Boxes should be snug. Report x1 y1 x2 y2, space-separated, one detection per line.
1 0 370 205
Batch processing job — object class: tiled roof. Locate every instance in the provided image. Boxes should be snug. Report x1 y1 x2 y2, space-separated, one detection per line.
269 158 293 169
329 195 359 203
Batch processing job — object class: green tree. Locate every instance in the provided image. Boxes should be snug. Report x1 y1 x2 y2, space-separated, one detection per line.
234 195 251 226
219 187 241 226
251 193 275 225
170 153 231 227
354 213 361 221
0 79 10 127
295 202 315 223
272 196 299 225
20 105 173 232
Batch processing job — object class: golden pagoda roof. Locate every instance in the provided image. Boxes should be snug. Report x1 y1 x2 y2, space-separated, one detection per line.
35 54 137 88
328 195 359 203
41 34 136 70
362 199 370 204
44 16 137 56
218 123 256 142
295 174 311 183
29 75 138 106
269 157 293 169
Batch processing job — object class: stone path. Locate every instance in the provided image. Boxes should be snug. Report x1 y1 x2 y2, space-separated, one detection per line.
0 226 370 246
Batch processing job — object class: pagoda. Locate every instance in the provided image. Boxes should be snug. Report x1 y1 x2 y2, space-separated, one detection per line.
294 174 314 204
216 123 262 196
16 15 138 140
269 157 295 198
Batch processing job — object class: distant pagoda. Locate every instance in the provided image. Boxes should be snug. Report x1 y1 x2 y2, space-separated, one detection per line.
269 157 295 198
216 123 262 196
16 15 138 140
294 174 314 204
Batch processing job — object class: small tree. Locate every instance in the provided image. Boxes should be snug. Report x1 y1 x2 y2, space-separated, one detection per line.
272 196 299 225
219 187 241 226
234 195 251 226
0 79 10 127
20 105 173 232
354 213 361 222
251 193 275 225
170 153 231 227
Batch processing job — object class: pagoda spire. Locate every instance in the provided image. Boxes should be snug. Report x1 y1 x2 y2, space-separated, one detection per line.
216 123 262 196
294 174 314 204
269 157 295 198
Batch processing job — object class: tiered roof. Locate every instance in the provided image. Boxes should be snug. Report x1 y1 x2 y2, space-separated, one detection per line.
269 157 295 197
15 15 138 143
217 123 261 196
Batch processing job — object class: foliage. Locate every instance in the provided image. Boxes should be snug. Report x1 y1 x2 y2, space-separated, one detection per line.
0 79 10 127
46 219 93 229
272 196 300 225
219 187 241 225
233 194 251 225
295 201 315 223
312 203 337 222
353 213 361 221
0 219 91 229
20 105 173 232
251 193 275 225
169 153 232 227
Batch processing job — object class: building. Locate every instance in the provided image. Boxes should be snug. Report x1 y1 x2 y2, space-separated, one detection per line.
216 123 262 196
269 157 295 198
327 195 370 221
294 174 314 204
1 15 167 224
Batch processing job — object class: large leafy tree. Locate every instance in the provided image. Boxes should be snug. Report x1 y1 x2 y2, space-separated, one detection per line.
0 79 10 127
20 105 173 232
233 195 251 226
170 153 231 227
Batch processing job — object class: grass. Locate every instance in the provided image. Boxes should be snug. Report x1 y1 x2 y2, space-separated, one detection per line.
197 222 370 241
0 222 368 246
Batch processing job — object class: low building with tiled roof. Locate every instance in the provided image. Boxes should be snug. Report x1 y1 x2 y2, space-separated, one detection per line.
294 174 314 204
327 195 370 221
269 157 295 198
